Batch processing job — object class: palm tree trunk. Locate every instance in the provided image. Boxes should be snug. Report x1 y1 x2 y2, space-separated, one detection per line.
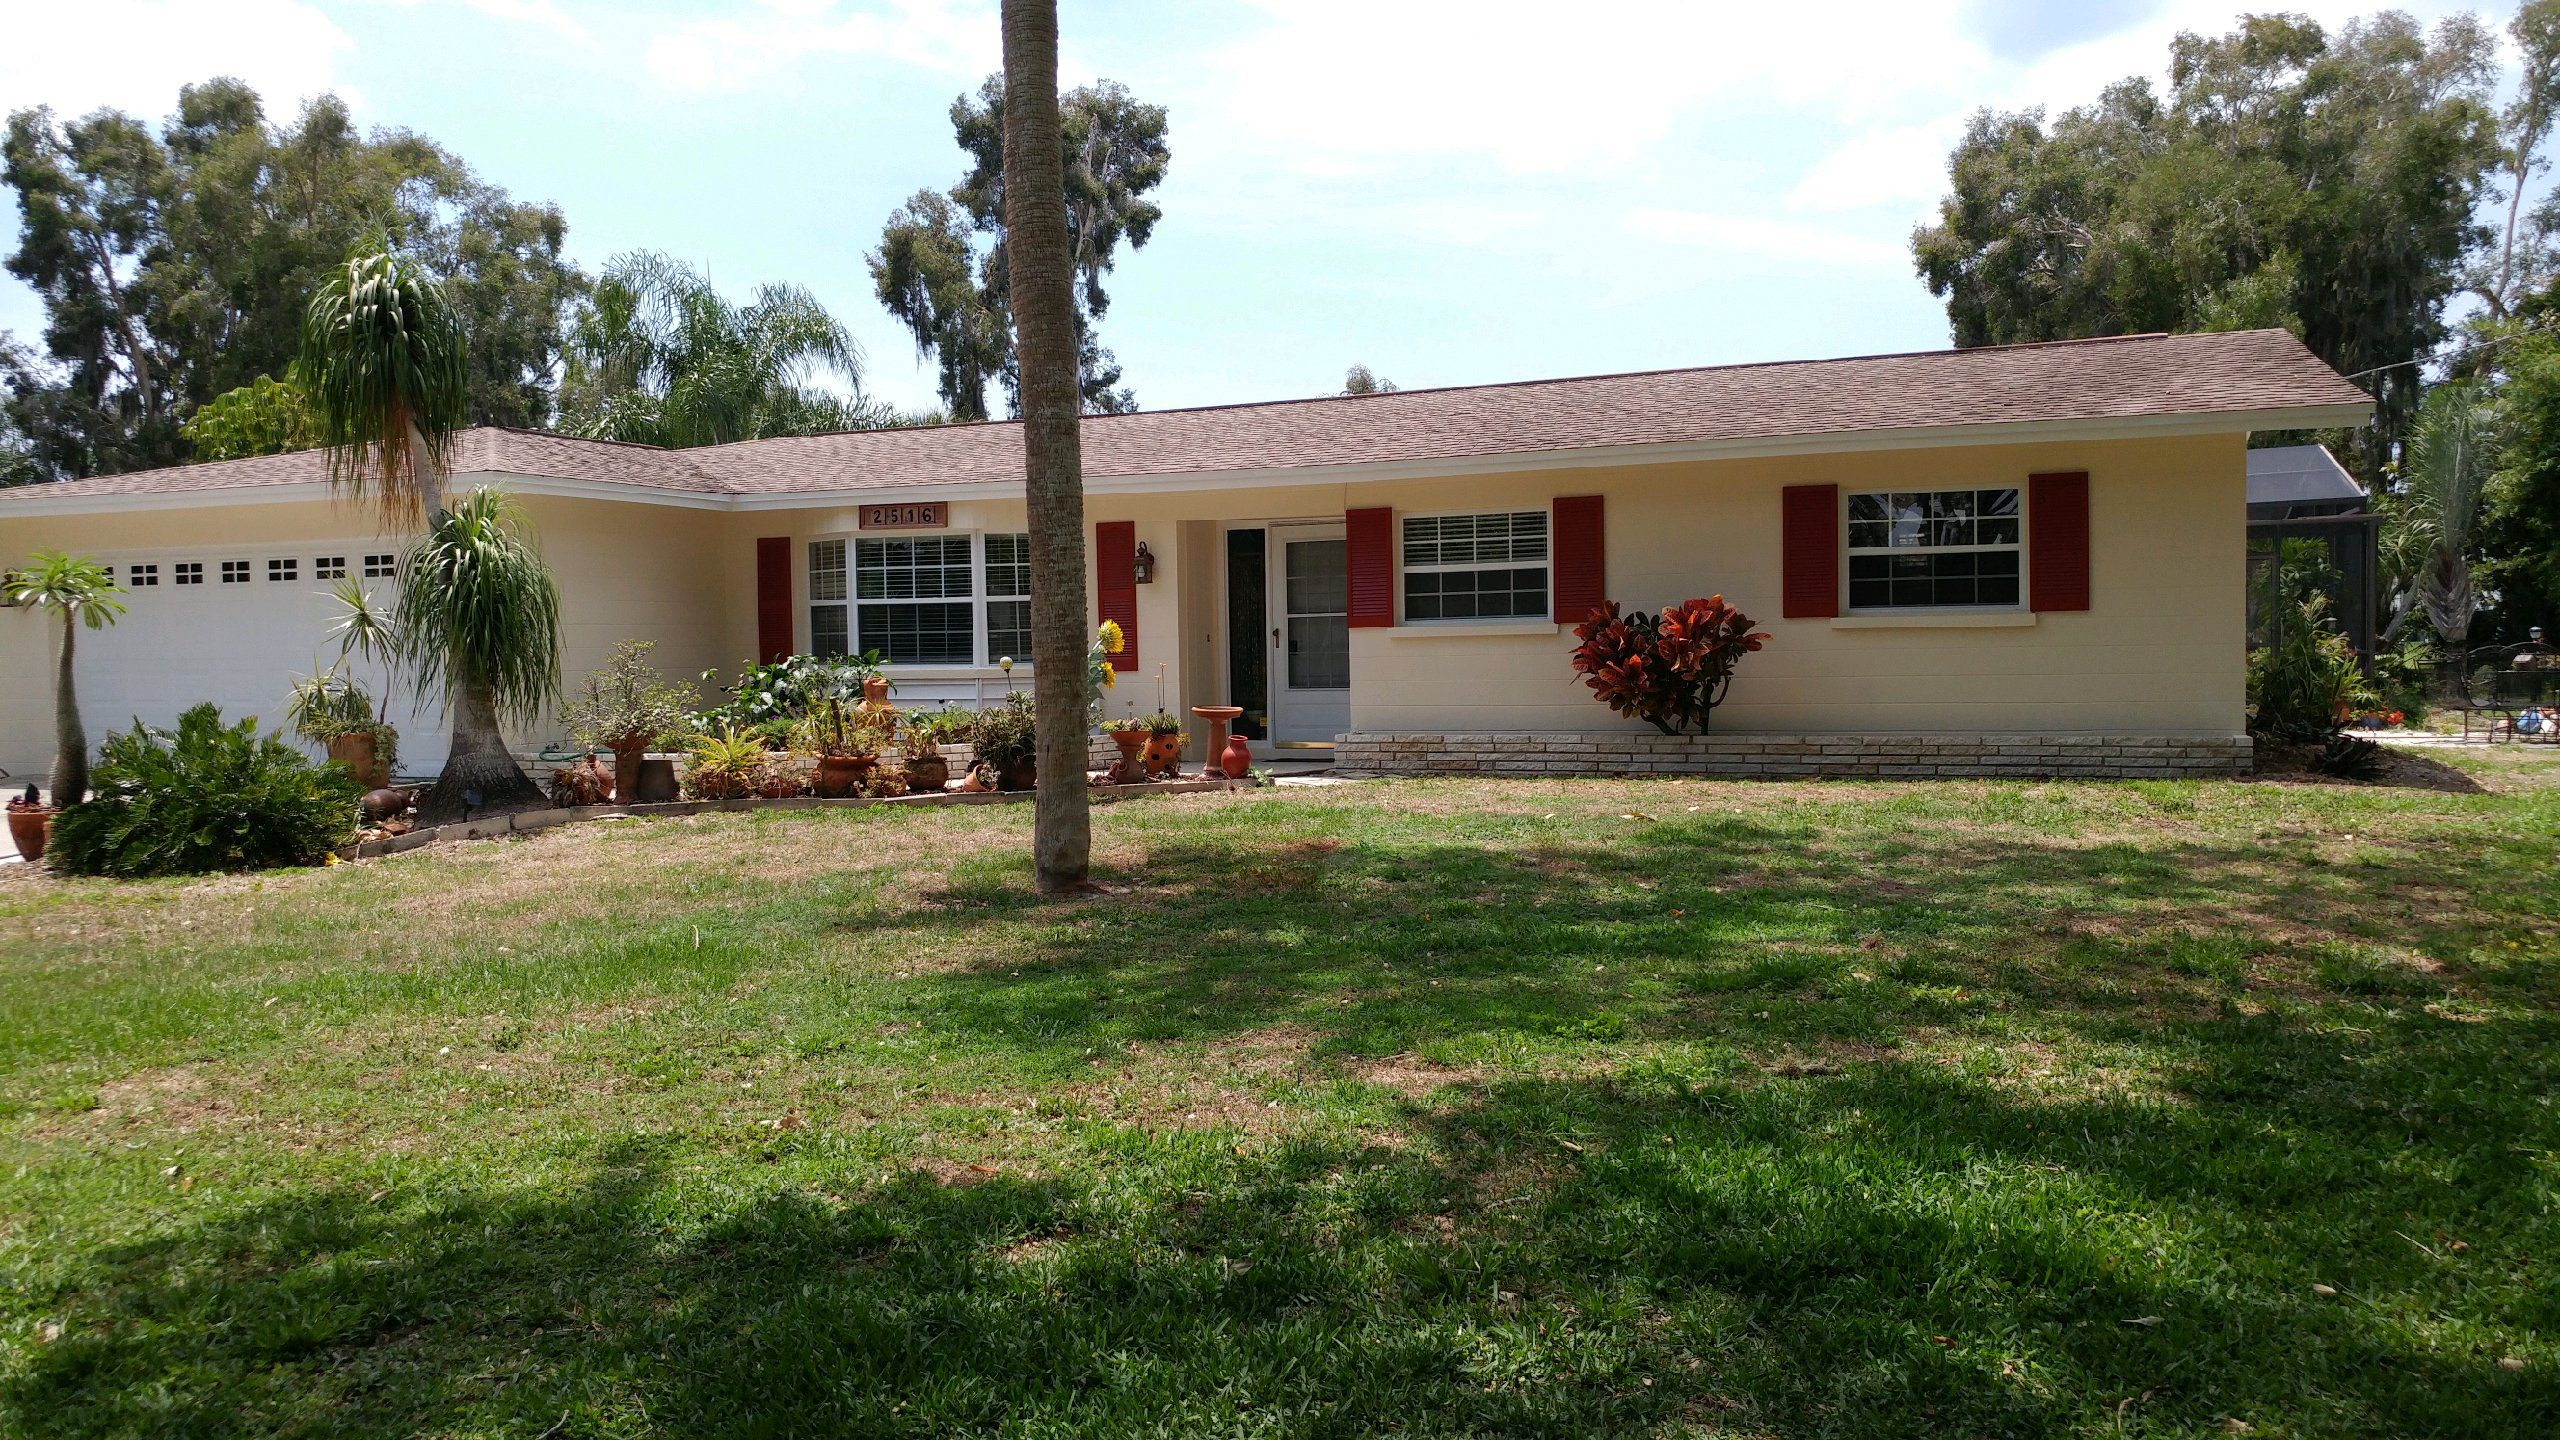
416 660 546 824
51 610 86 803
1001 0 1092 894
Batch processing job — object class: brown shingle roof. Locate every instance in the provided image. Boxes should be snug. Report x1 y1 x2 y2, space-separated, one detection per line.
3 330 2367 507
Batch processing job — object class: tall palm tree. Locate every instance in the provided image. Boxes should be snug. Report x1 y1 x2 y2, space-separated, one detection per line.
397 489 560 820
2395 382 2497 655
1000 0 1093 892
559 252 901 448
298 240 471 520
299 238 555 819
5 551 125 802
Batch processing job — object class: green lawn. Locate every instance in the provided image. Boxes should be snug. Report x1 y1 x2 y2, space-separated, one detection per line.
2 755 2557 1438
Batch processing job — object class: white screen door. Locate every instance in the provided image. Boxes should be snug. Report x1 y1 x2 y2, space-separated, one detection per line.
1268 525 1350 746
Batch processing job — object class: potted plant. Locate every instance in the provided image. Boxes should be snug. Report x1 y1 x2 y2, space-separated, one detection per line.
562 640 701 803
1100 716 1150 783
285 669 397 789
808 699 889 798
550 754 612 806
6 551 127 847
968 692 1041 791
1137 711 1187 778
900 708 967 792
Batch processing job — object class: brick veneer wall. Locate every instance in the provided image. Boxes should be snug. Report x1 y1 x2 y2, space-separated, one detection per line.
1332 732 2250 780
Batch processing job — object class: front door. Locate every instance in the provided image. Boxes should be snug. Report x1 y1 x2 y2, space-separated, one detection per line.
1268 524 1350 748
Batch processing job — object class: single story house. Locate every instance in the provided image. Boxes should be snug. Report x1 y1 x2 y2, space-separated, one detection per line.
0 329 2369 782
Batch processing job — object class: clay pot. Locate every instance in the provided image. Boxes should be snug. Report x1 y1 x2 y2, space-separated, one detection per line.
1108 729 1148 783
326 731 390 789
6 801 55 864
996 756 1037 792
1143 731 1184 778
360 787 411 822
957 763 996 793
813 754 875 798
862 675 891 705
633 756 681 804
903 752 950 792
1222 732 1254 779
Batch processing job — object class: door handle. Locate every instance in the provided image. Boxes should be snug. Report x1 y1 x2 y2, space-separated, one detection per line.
1272 626 1280 647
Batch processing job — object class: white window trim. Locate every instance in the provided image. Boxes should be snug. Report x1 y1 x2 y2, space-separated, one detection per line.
808 530 1035 670
1842 485 2027 616
1397 506 1554 626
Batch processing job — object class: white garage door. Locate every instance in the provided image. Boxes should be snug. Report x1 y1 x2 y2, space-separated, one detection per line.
80 542 450 779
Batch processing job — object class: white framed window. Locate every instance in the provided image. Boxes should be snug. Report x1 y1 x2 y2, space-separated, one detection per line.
1846 487 2022 610
174 562 203 586
128 564 158 587
362 553 397 579
315 556 347 580
220 560 250 584
1401 510 1549 622
267 558 298 583
806 533 1033 666
985 533 1031 662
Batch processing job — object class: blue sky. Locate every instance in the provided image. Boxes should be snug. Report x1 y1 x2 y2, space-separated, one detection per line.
0 0 2521 417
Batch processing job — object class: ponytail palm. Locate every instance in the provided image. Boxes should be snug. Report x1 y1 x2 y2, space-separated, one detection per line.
301 238 555 820
397 489 560 817
6 550 125 802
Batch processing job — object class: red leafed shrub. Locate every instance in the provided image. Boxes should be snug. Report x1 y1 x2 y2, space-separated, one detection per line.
1570 596 1770 734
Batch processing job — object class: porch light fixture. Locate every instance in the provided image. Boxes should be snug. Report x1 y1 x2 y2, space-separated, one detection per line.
1132 541 1157 584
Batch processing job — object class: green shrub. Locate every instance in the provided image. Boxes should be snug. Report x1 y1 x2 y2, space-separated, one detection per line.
49 705 364 877
2247 593 2372 742
967 692 1040 770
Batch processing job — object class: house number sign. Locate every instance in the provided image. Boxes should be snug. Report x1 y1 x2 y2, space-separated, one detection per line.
858 501 949 531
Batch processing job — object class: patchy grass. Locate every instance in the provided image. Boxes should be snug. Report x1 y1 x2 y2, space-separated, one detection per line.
3 752 2559 1437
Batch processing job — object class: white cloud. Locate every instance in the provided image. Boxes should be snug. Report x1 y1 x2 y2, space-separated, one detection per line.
0 0 353 122
394 0 594 47
1625 209 1908 269
641 0 998 94
1786 118 1969 214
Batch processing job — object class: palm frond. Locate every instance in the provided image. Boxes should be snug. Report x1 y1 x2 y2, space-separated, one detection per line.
396 488 561 729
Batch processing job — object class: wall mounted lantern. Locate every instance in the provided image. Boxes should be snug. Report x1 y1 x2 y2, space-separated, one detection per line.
1132 541 1157 584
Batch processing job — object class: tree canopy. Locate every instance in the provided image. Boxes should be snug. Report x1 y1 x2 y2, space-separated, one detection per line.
1 78 583 482
871 75 1168 421
1912 12 2502 465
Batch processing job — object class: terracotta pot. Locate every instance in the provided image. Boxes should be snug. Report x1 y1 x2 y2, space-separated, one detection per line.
957 763 996 793
903 752 950 792
360 787 411 822
633 755 681 804
996 756 1037 792
862 675 891 705
610 742 650 804
1222 733 1254 779
1108 729 1148 783
326 731 390 789
814 754 875 798
1143 731 1184 778
6 801 55 864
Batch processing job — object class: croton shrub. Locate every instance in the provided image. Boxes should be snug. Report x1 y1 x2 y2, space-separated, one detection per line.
1569 596 1770 735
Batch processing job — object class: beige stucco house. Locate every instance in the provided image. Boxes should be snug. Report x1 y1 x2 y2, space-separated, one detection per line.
0 329 2370 782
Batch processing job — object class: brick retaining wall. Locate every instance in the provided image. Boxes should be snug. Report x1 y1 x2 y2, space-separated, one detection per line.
1332 732 2251 780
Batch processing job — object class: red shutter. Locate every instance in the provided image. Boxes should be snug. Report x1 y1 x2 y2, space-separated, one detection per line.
2028 471 2091 612
1780 484 1839 619
1096 520 1139 671
755 536 792 663
1347 506 1395 627
1550 494 1606 625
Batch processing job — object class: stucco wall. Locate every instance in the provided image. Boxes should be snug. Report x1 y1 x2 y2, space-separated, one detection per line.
0 485 728 780
1339 433 2247 737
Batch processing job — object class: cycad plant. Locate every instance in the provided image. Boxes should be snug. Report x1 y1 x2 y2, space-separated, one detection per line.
5 550 126 801
397 489 562 817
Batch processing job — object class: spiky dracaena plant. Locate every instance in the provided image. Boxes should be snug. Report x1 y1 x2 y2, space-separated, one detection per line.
396 488 562 821
5 550 125 801
2400 382 2497 652
298 238 471 522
